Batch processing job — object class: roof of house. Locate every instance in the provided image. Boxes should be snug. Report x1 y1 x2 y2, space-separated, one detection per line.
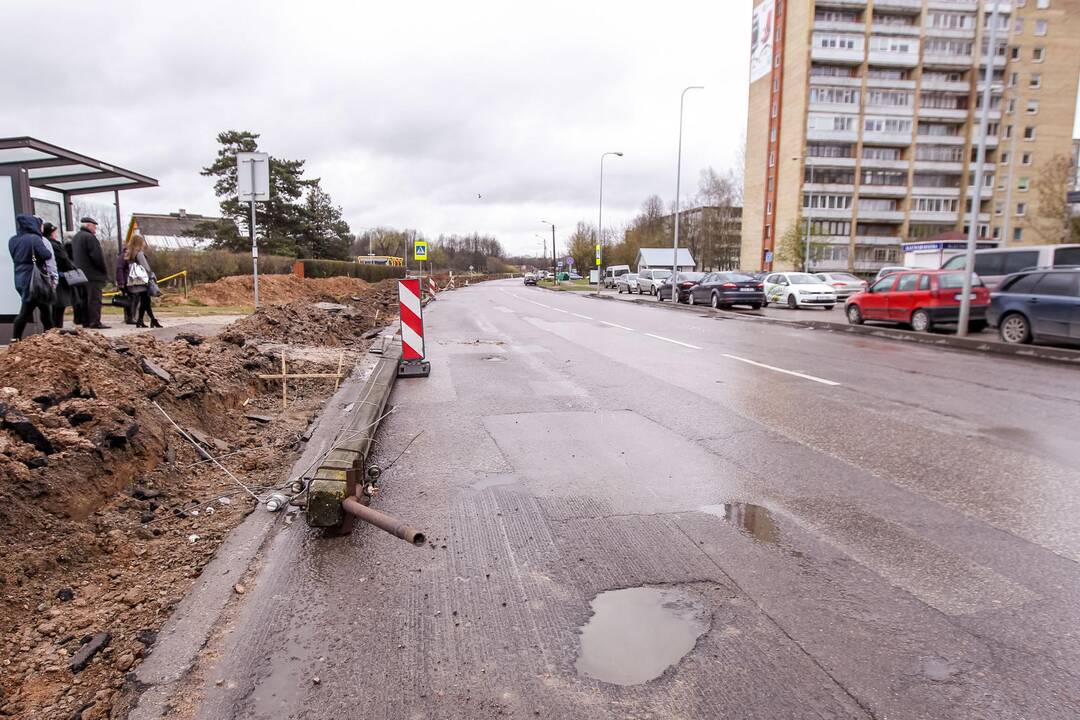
131 211 231 239
637 248 695 267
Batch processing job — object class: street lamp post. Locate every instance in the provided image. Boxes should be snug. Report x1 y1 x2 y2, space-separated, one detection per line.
541 220 558 285
671 86 704 296
597 151 624 296
794 155 816 272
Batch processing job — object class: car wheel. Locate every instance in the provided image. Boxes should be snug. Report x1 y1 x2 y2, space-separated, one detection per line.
847 304 864 325
999 313 1031 344
711 292 720 309
688 292 696 306
656 291 663 302
750 303 762 310
787 294 797 310
911 309 932 333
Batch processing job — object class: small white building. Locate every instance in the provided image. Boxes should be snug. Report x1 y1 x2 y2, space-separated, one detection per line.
636 247 695 273
901 232 999 269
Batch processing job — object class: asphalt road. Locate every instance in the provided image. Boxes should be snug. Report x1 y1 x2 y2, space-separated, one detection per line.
190 278 1080 719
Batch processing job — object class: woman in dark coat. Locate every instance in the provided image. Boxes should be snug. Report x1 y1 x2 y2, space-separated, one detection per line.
7 214 55 340
42 222 76 328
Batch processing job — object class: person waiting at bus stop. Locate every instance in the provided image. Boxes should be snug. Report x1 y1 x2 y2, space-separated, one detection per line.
7 214 56 340
70 216 109 329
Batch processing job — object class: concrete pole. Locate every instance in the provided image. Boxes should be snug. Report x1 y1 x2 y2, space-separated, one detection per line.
672 86 704 301
597 151 623 296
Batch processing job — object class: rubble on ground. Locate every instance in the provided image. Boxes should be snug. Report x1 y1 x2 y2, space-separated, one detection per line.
0 279 397 720
182 274 374 306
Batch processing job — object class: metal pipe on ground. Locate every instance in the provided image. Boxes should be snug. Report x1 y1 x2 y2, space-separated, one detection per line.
342 497 426 546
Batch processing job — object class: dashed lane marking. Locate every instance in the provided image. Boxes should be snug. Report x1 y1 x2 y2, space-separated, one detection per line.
721 353 840 386
571 313 593 320
644 333 702 350
600 320 635 331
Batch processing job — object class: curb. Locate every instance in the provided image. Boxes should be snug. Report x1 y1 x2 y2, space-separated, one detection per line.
125 339 396 719
562 288 1080 367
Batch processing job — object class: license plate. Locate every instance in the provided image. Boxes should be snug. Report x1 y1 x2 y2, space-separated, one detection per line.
739 288 754 291
954 293 977 300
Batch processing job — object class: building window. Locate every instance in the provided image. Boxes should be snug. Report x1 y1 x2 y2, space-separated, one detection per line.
1014 18 1024 33
1013 227 1023 241
1018 177 1030 191
1036 0 1049 9
770 126 777 142
1009 46 1020 60
773 76 779 92
994 201 1004 215
992 226 1002 239
765 225 771 239
769 150 776 166
1016 202 1027 216
1023 126 1036 140
768 176 775 192
1006 98 1016 114
1033 47 1045 62
1008 72 1018 87
1034 20 1048 36
1026 100 1039 114
767 200 773 215
1029 73 1042 88
1004 124 1013 139
1021 152 1033 165
1000 151 1010 165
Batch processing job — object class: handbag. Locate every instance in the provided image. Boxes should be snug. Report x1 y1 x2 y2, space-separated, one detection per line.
62 268 88 286
28 250 56 305
128 262 149 286
148 275 161 297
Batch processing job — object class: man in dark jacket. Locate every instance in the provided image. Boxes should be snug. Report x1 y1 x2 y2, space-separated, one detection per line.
7 214 56 340
70 216 109 328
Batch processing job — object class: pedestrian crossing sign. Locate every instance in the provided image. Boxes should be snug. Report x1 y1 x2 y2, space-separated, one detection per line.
414 240 428 261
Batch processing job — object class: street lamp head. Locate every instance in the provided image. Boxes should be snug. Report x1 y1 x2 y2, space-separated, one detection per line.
614 152 624 157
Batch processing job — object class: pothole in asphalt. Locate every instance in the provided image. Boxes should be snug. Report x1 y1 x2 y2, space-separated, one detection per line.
574 586 710 686
701 502 779 544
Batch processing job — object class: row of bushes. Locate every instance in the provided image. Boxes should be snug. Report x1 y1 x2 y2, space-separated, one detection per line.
299 259 406 282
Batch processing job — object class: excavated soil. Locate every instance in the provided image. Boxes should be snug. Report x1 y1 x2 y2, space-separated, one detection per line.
183 274 372 307
0 283 399 719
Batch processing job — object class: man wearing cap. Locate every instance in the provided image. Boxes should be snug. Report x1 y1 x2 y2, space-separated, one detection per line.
70 216 109 328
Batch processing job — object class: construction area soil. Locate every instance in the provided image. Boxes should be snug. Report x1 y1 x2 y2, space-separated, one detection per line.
179 274 376 307
0 279 400 720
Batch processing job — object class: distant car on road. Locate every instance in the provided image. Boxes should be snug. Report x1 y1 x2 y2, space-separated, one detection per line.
603 264 631 288
523 273 537 286
568 271 583 280
987 268 1080 345
615 273 639 294
687 272 764 309
762 272 837 309
657 272 706 303
874 266 909 282
845 269 989 332
814 272 868 300
636 268 672 296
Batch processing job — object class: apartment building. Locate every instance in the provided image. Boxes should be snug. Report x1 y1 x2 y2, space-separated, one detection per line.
740 0 1080 275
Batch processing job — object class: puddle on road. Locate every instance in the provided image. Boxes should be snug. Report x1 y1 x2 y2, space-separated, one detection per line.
575 586 710 686
701 503 779 545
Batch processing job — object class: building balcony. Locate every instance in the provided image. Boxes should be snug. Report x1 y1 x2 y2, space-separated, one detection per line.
854 208 905 222
806 156 857 169
816 0 870 7
865 77 917 90
874 0 922 11
913 159 964 173
967 184 996 198
911 186 962 196
861 131 913 146
810 75 863 88
971 134 999 147
811 47 865 65
910 210 959 223
856 235 903 245
976 81 1005 94
920 78 970 93
814 20 867 34
977 55 1008 68
924 26 976 40
807 128 859 143
871 23 920 36
858 157 910 171
918 106 970 122
809 101 862 114
803 207 854 220
915 134 966 145
923 53 974 69
867 50 920 67
858 184 909 197
804 183 857 194
864 104 915 117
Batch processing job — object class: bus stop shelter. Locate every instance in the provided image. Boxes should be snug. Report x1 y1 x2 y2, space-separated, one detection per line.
0 136 158 328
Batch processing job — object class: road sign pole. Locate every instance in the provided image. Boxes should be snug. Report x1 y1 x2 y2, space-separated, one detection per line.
249 158 259 308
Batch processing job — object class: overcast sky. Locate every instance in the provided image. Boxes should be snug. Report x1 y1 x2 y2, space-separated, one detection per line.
1 0 755 256
5 2 1078 257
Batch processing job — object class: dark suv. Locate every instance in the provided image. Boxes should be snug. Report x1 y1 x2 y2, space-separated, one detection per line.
987 268 1080 345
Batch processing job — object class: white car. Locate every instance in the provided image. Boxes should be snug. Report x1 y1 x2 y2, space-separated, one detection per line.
762 272 838 310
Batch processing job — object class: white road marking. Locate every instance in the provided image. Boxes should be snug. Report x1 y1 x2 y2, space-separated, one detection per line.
571 312 593 320
645 333 701 350
600 320 635 331
721 353 840 386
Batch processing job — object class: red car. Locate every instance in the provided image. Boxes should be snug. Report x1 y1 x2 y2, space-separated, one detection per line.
845 270 990 333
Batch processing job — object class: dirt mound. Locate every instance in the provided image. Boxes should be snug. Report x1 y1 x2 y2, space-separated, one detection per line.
0 282 395 719
186 274 371 306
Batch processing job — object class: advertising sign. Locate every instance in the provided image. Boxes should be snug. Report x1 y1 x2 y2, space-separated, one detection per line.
749 0 775 83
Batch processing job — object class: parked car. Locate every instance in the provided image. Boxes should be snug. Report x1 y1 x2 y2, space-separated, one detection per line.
814 272 868 300
568 271 583 280
636 268 672 295
603 264 631 288
657 272 706 303
874 266 909 282
941 244 1080 289
615 273 639 294
523 273 538 286
987 268 1080 345
687 272 764 309
762 272 837 309
845 270 990 332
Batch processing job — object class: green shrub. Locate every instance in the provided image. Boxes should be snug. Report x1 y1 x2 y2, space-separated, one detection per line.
141 248 295 285
300 259 405 282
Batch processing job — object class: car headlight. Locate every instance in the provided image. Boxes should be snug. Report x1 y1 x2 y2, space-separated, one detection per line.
797 289 811 294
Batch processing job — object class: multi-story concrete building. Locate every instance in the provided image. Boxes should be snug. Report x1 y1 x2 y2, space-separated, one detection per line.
740 0 1080 274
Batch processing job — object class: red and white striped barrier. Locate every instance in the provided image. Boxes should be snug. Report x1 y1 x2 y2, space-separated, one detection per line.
428 276 438 298
398 279 425 360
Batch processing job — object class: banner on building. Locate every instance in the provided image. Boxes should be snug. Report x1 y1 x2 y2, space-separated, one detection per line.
749 0 775 83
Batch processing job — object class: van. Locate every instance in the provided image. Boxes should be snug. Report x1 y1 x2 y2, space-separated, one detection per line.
940 244 1080 288
603 265 630 288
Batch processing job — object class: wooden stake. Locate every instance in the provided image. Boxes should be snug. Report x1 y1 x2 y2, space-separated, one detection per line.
281 353 287 408
334 351 344 390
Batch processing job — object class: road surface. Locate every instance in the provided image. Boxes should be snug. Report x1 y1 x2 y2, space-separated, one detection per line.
189 278 1080 719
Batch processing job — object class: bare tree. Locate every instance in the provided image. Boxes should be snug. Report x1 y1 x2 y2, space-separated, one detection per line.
1031 155 1073 243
